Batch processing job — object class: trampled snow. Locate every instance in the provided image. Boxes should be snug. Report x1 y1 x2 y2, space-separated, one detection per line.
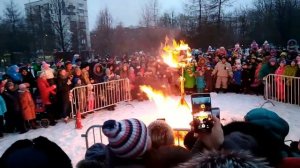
0 93 299 167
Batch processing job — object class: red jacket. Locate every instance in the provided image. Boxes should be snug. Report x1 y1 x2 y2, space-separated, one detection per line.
37 78 56 105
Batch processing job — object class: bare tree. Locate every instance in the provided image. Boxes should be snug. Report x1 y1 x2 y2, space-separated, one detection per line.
49 0 71 52
208 0 232 26
140 0 160 27
158 10 177 28
92 7 113 56
4 0 22 34
2 0 30 52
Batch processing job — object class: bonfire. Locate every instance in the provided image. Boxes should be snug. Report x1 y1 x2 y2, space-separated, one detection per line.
140 38 194 146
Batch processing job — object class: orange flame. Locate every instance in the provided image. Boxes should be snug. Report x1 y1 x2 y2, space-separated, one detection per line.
161 38 192 68
140 85 191 129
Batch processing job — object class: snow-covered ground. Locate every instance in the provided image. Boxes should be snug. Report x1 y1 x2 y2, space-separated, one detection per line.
0 93 299 167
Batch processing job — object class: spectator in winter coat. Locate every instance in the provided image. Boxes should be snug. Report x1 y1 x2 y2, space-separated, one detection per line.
195 70 206 93
232 65 242 93
18 84 37 129
0 92 7 138
6 65 22 84
212 57 233 93
19 67 36 94
120 63 129 79
41 61 55 85
56 69 72 123
92 63 105 83
258 57 277 80
204 64 214 93
2 82 27 133
36 73 57 126
275 60 286 101
241 63 252 94
81 62 92 85
65 61 74 79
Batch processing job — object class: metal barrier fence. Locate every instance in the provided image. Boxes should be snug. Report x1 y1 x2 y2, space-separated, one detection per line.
81 125 191 149
70 78 131 118
264 74 300 106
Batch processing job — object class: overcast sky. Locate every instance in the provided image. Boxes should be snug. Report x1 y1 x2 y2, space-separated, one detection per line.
0 0 253 31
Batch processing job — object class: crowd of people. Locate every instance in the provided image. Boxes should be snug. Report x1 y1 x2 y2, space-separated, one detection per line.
1 40 300 138
1 108 299 168
74 108 300 168
0 40 300 167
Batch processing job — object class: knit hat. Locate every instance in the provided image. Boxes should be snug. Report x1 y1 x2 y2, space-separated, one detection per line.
18 84 27 91
244 108 289 142
102 118 151 159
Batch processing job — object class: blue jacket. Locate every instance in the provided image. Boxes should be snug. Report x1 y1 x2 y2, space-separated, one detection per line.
233 70 242 85
0 95 7 116
7 65 22 83
196 76 206 89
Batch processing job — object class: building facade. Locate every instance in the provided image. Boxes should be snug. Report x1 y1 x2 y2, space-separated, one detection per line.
25 0 91 53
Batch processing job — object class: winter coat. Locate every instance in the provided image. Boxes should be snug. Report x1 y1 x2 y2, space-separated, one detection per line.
81 68 91 85
21 72 36 88
195 76 206 89
120 70 129 79
56 77 72 102
92 63 105 83
232 69 242 85
204 69 213 92
275 66 286 101
258 63 277 80
242 69 252 86
0 95 7 116
212 62 233 78
184 65 196 89
37 78 56 105
19 90 36 120
2 90 21 114
6 65 22 84
284 65 298 77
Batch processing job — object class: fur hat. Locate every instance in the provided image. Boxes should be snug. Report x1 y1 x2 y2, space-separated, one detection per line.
148 120 174 149
102 118 151 159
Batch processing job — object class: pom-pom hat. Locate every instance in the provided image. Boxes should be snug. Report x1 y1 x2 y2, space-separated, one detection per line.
102 118 151 158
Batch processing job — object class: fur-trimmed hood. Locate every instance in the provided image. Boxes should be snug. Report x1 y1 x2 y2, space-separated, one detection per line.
175 151 270 168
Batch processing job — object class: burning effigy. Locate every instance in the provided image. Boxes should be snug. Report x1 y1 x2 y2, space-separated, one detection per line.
140 38 194 145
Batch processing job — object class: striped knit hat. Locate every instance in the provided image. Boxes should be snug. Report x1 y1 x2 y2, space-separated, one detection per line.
102 118 151 158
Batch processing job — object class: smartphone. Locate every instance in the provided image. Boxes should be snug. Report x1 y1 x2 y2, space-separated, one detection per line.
191 93 213 132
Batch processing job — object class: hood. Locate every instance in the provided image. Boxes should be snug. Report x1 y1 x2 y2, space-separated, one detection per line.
93 63 104 76
175 151 270 168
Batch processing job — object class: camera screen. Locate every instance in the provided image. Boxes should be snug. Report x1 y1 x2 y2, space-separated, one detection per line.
191 96 211 114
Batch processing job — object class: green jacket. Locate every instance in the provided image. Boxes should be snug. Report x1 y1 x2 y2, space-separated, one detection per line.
259 63 277 80
184 65 196 89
